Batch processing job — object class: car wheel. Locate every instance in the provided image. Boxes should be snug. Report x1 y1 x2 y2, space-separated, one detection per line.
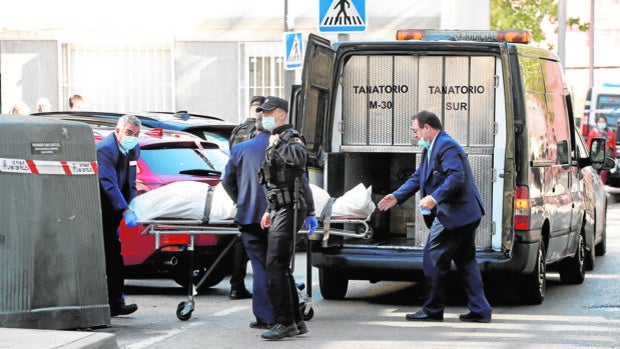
319 267 348 300
172 264 230 293
520 240 546 305
559 234 586 285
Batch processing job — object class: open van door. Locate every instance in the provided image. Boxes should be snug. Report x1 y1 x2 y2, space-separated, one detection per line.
297 34 334 165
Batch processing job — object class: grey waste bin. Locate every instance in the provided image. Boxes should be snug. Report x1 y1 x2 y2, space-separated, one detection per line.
0 114 110 329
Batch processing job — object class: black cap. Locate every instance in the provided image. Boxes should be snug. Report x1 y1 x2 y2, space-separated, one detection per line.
257 96 288 113
250 96 265 106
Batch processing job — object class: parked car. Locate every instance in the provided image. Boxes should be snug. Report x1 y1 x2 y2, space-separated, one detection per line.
41 115 234 291
33 110 236 154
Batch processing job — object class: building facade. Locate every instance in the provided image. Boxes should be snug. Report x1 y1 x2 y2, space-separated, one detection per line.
0 0 489 122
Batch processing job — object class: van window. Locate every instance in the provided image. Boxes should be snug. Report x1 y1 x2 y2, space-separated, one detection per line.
522 56 571 165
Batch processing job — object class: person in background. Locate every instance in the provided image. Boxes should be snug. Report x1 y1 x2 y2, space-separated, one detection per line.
222 110 275 329
97 114 141 317
69 94 84 110
229 95 265 148
11 101 31 115
377 110 492 324
258 96 317 340
36 97 51 112
226 96 266 300
587 115 617 184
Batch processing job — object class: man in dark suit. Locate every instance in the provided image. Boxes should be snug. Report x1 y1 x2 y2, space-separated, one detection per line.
97 114 141 317
378 110 492 323
222 114 275 328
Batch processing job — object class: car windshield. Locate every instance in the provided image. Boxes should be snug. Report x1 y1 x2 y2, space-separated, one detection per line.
140 148 222 175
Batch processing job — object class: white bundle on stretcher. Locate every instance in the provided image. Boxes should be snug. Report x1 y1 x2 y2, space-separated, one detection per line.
129 181 376 222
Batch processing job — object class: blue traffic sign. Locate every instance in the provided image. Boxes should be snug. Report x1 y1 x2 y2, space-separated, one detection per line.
318 0 366 33
284 32 304 70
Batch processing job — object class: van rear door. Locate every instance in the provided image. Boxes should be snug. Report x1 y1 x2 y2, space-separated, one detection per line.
297 34 335 160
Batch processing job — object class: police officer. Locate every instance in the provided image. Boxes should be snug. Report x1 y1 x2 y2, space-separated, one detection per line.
227 96 265 300
228 95 265 149
257 96 318 340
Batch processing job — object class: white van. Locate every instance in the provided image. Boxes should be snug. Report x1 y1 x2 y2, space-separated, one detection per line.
293 30 610 305
581 83 620 136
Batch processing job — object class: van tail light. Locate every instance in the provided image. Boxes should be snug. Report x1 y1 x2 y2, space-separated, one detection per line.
514 186 530 231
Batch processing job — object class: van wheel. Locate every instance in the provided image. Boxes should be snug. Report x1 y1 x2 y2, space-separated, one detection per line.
559 234 586 284
520 241 546 305
319 267 348 300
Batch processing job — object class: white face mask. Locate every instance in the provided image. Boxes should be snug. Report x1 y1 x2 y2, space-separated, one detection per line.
262 116 276 131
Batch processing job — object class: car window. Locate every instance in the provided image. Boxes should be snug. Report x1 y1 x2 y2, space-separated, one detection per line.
140 148 220 174
200 148 229 172
200 131 231 154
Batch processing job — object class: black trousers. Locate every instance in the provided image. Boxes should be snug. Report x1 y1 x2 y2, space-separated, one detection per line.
102 211 125 306
229 236 249 290
266 205 306 326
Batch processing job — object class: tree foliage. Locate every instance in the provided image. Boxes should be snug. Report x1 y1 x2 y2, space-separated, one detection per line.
490 0 589 45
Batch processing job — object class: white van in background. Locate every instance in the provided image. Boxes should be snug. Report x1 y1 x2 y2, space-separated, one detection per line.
581 83 620 137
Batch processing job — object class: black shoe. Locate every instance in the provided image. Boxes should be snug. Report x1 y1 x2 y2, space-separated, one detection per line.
459 311 491 323
261 323 299 340
296 321 309 335
249 320 275 329
110 302 138 317
405 310 443 321
229 288 252 300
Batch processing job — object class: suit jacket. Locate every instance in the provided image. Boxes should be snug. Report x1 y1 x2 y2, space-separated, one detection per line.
392 130 484 230
222 132 270 225
96 133 140 216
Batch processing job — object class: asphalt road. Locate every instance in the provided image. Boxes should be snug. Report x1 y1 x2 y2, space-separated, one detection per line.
99 199 620 349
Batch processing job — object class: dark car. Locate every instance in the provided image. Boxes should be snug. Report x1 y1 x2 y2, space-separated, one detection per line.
33 111 236 153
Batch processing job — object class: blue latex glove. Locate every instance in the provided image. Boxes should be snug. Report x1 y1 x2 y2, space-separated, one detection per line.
304 215 318 234
123 210 139 228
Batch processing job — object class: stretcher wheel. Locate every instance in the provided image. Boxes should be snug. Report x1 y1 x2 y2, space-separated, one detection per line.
356 224 373 240
299 302 314 321
176 300 194 321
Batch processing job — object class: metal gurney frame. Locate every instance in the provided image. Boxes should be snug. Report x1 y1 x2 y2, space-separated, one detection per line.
295 196 374 320
137 186 240 321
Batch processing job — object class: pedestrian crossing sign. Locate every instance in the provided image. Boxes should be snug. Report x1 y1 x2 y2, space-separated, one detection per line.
284 32 304 70
318 0 367 33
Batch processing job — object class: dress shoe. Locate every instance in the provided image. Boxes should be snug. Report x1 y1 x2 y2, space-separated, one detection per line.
459 311 491 323
261 323 299 340
110 302 138 317
229 288 252 300
296 320 309 335
249 320 275 329
405 310 443 321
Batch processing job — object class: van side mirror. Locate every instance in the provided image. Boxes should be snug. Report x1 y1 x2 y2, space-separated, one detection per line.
590 138 614 170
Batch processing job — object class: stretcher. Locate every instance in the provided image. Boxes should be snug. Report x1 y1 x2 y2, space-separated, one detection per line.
137 186 240 321
134 183 374 322
138 219 239 321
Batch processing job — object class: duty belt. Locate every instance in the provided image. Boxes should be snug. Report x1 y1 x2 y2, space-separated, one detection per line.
267 187 295 210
